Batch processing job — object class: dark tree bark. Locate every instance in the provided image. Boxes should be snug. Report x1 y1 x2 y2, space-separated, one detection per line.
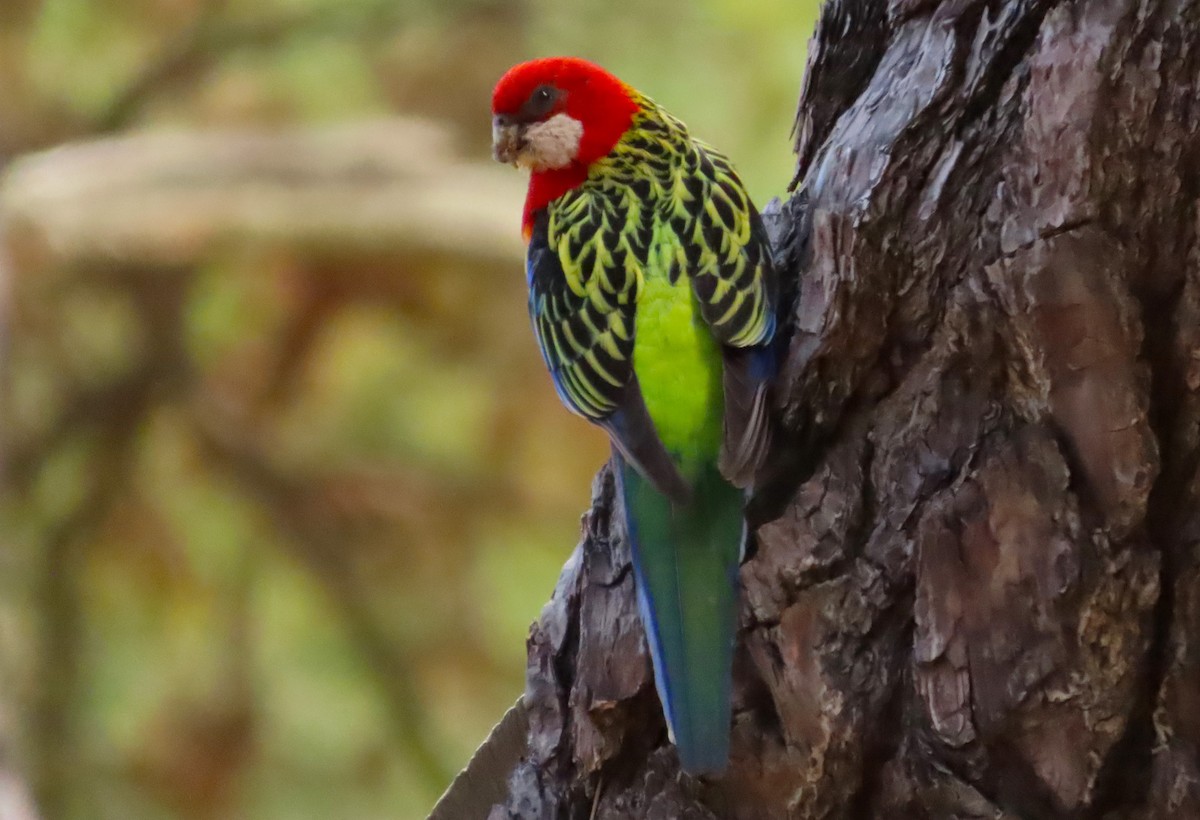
490 1 1200 817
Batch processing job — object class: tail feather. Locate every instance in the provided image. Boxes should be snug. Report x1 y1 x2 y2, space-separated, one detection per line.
615 454 743 774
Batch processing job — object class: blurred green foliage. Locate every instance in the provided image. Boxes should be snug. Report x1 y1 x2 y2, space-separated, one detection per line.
0 0 818 818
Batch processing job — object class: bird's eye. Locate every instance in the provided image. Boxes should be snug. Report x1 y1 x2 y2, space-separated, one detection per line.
527 85 557 116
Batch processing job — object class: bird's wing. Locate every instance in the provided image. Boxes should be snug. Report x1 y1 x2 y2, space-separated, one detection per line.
527 205 690 503
674 144 779 488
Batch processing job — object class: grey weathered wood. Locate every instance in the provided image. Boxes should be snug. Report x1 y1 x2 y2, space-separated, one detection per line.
429 699 528 820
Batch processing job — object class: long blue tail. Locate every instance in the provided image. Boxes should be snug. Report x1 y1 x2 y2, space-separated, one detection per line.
615 455 744 774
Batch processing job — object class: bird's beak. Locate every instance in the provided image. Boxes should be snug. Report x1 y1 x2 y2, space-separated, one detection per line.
492 117 525 165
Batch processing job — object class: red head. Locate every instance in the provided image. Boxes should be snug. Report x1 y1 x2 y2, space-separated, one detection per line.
491 57 640 238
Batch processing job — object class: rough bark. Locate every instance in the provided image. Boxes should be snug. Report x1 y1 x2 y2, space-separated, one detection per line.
491 0 1200 817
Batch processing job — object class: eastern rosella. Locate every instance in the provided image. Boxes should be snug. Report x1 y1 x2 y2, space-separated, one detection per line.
491 57 777 774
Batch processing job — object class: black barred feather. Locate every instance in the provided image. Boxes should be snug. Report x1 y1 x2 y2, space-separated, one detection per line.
527 93 778 492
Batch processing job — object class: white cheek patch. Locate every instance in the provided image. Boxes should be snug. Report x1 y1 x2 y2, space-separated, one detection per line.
521 113 584 170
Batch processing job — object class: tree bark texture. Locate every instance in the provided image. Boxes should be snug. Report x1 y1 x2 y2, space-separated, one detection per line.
493 1 1200 817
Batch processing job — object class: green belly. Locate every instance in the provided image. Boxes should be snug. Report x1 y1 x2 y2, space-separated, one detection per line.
632 269 724 475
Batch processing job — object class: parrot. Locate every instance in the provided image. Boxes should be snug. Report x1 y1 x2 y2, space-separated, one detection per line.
491 56 778 774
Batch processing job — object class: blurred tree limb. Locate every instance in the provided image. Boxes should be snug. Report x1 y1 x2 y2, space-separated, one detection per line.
0 764 39 820
3 120 522 268
0 204 40 820
32 439 134 819
187 396 455 789
94 0 422 134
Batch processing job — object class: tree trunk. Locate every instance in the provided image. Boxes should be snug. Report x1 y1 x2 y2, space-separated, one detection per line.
489 1 1200 817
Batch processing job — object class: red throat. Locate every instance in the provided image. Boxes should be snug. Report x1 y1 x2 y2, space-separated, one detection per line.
492 57 640 240
521 167 588 240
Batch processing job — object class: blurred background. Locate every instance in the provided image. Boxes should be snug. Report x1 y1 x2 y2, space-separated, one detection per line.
0 0 818 817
